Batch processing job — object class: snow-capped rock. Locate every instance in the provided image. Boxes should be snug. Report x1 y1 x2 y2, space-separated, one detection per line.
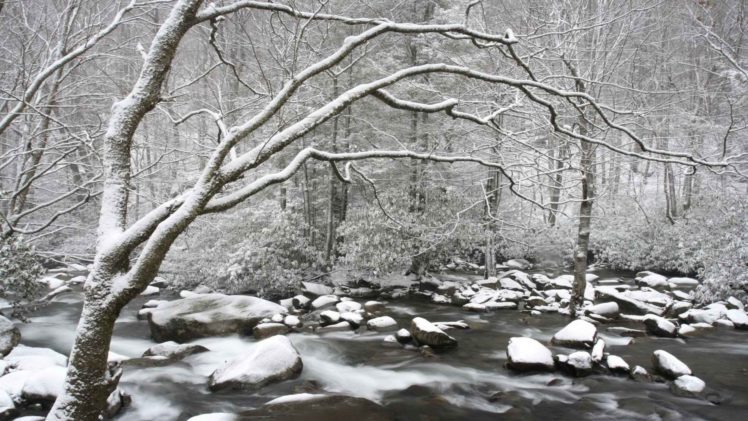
208 336 302 391
395 328 412 344
606 355 630 373
506 337 554 372
630 365 651 382
364 301 385 314
652 350 691 379
140 285 160 296
20 365 66 403
548 275 573 289
0 316 20 357
142 341 209 359
4 345 67 370
148 293 286 342
725 309 748 330
319 310 340 325
366 316 398 332
410 317 457 349
597 289 665 315
292 295 311 309
316 321 352 333
551 319 597 348
484 301 518 310
668 277 699 288
564 351 593 377
339 312 363 328
585 302 619 318
336 301 362 313
253 323 289 340
636 273 668 289
310 295 339 310
499 278 524 291
283 315 301 328
671 374 705 398
678 324 696 336
505 259 530 270
591 339 605 363
680 307 722 325
643 315 678 337
142 299 167 309
726 296 744 311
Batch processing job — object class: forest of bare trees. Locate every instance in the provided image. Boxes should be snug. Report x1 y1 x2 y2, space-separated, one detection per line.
0 1 746 420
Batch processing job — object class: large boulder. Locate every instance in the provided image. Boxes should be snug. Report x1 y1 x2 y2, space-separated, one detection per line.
597 289 665 315
410 317 457 349
652 350 691 379
148 294 286 342
506 337 554 372
551 319 597 348
208 336 302 391
0 316 20 357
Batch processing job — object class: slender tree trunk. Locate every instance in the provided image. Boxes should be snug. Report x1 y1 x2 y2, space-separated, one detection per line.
571 138 595 315
325 78 340 264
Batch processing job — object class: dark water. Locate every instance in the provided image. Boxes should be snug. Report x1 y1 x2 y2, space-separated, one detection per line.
16 271 748 421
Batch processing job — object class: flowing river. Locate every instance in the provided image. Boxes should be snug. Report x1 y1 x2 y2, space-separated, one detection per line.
13 271 748 420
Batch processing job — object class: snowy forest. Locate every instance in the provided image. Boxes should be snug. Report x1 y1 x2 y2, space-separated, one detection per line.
0 0 747 420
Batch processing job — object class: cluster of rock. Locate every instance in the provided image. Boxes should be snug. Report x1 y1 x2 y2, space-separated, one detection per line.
444 257 532 273
505 318 709 399
0 315 129 419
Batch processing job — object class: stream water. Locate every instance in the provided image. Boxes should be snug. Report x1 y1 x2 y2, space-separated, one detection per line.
14 271 748 420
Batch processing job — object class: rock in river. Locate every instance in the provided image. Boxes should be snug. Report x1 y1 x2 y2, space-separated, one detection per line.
725 309 748 330
652 350 692 379
551 319 597 348
142 341 209 360
506 337 554 372
671 374 706 398
410 317 457 349
208 336 302 391
643 315 677 337
253 322 290 340
148 293 287 342
366 316 398 332
0 316 20 357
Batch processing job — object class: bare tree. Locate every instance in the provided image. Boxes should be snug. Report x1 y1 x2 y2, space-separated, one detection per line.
36 1 739 419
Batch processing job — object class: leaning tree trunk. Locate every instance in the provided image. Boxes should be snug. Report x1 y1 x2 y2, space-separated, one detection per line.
47 1 203 419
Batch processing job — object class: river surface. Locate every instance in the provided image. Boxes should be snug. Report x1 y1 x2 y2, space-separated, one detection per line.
15 270 748 420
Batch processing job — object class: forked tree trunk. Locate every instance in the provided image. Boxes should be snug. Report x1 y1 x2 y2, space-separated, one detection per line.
47 1 203 419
